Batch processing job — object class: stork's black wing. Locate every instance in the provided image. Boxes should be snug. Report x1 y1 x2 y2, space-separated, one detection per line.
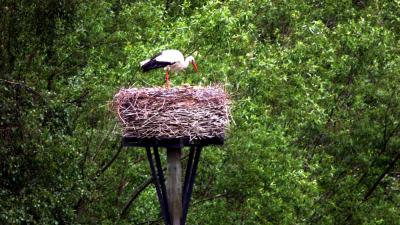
141 60 174 72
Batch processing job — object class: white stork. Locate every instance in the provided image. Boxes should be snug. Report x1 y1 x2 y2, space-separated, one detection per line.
140 49 198 88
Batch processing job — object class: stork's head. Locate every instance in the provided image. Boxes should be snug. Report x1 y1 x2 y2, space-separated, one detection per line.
186 56 198 72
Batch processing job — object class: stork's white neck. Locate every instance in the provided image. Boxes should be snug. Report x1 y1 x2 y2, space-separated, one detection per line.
182 56 195 68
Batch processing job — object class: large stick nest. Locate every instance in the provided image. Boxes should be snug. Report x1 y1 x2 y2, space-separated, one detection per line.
112 85 230 140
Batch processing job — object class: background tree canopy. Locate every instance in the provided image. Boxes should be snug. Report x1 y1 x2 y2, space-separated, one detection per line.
1 0 399 224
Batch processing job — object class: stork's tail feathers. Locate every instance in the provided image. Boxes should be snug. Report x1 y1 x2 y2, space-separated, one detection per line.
140 59 156 72
140 59 150 67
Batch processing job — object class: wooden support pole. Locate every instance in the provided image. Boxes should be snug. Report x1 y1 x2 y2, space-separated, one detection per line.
167 148 182 225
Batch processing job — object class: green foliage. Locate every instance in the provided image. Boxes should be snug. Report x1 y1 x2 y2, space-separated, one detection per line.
1 0 399 224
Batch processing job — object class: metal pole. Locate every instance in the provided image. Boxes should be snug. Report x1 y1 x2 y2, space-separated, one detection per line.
181 146 202 225
145 147 171 225
153 146 171 223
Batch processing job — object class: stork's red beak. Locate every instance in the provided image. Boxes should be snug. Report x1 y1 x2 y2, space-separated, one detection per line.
192 61 198 72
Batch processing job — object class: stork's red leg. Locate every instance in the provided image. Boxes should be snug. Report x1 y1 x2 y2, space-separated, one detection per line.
165 69 170 89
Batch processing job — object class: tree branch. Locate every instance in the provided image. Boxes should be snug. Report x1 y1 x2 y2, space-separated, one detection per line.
364 151 400 201
0 78 46 102
192 193 227 206
120 176 154 219
358 122 400 185
94 143 124 179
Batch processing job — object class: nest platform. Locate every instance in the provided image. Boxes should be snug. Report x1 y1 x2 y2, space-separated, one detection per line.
112 85 230 144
